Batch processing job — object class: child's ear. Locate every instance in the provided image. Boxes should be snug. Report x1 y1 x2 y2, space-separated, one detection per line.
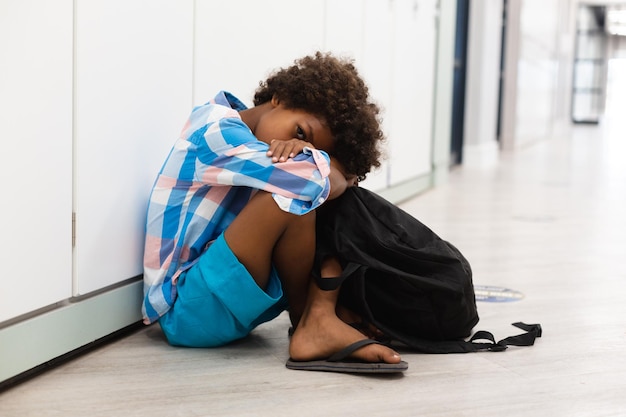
270 95 280 107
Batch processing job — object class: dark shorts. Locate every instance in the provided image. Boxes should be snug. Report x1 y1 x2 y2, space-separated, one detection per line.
159 233 287 347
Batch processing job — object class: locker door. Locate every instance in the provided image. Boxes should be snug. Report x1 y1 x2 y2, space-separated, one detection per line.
194 0 325 107
359 0 394 191
73 0 194 295
388 0 438 185
0 0 73 322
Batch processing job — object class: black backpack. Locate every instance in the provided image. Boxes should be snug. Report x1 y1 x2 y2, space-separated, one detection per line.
314 187 541 353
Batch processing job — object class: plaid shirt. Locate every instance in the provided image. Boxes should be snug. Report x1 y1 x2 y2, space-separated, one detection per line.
142 91 331 323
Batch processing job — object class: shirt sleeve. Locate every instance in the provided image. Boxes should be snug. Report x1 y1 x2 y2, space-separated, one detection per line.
193 115 331 215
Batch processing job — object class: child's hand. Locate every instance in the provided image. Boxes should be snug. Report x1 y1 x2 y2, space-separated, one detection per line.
267 139 314 163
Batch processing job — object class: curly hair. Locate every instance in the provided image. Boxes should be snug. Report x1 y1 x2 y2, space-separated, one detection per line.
253 52 385 181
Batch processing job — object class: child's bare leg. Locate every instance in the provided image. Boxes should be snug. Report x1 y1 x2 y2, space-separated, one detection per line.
289 257 402 364
223 191 314 326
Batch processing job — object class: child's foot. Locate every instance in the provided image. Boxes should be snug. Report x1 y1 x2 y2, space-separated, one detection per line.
335 304 385 340
289 305 401 364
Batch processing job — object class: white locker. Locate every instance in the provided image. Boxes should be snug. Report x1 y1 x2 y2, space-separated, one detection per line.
358 0 395 191
325 0 390 192
324 0 365 64
0 0 74 322
194 0 326 107
73 0 194 295
388 0 438 185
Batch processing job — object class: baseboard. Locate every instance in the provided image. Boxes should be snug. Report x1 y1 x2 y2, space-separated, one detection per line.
0 280 143 386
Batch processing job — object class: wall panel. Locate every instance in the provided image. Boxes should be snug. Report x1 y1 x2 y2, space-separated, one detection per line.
388 0 437 185
0 0 73 322
73 0 194 295
355 0 394 191
194 0 325 107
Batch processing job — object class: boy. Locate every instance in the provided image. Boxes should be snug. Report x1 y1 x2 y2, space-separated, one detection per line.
142 52 405 372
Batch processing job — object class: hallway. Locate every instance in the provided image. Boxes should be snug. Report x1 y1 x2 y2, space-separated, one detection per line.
1 120 625 415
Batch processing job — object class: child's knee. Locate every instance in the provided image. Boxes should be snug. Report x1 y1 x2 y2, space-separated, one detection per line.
250 190 316 226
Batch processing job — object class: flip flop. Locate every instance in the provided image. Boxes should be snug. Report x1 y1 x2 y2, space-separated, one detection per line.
285 339 408 374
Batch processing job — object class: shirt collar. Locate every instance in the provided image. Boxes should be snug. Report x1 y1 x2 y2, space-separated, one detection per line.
214 91 248 112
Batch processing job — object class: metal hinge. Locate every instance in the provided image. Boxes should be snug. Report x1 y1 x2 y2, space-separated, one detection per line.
72 212 76 247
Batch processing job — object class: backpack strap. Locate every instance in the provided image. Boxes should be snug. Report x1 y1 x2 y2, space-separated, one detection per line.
466 322 543 352
377 322 542 354
314 262 360 291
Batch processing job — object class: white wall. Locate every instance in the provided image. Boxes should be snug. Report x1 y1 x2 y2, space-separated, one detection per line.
487 0 574 152
0 0 73 322
388 0 438 184
513 0 562 146
431 0 458 185
193 0 326 107
462 0 502 166
73 0 194 295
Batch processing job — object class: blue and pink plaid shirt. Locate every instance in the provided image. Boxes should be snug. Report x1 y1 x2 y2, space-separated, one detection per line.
142 91 331 324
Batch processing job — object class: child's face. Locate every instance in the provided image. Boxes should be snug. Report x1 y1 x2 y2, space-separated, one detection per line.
254 103 334 154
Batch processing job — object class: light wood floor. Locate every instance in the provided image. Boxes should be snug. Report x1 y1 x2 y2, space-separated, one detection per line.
2 118 626 415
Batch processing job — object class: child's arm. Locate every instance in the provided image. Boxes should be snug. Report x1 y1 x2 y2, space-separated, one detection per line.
266 138 356 201
190 118 331 214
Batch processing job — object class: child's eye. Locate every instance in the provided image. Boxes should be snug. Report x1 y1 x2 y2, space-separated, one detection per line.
296 126 306 140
